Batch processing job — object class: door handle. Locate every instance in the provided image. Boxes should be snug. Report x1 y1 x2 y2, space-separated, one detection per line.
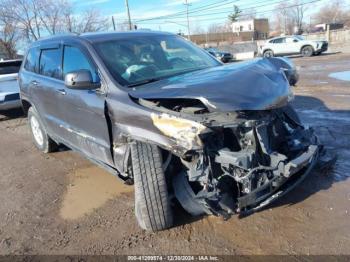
57 89 66 95
30 80 39 86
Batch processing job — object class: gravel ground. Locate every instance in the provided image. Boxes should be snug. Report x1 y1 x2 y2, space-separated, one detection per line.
0 53 349 255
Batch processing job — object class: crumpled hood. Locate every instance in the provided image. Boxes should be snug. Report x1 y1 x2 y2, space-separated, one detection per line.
129 58 291 112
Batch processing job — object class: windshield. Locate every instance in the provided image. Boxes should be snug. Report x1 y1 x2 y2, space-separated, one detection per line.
93 35 220 86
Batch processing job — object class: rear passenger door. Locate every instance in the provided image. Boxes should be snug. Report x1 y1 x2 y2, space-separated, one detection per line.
57 44 114 166
29 45 66 137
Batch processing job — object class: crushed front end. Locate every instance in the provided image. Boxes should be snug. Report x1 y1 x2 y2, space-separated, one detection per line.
172 106 320 218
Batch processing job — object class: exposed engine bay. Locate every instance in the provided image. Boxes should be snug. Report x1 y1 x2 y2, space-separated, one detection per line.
136 97 322 218
173 106 320 217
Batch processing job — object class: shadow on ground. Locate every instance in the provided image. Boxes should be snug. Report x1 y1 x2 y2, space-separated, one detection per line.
0 108 24 121
262 94 350 211
287 52 341 59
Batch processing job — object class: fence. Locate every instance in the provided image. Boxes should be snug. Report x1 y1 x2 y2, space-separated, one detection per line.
304 28 350 44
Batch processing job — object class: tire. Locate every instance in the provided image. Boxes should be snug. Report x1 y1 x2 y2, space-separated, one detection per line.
28 107 57 153
263 50 274 58
301 46 314 57
131 141 173 231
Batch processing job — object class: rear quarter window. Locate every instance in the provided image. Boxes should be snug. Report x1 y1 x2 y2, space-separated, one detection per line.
24 48 39 73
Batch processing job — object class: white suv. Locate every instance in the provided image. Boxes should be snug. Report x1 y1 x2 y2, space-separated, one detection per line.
261 35 328 58
0 59 22 110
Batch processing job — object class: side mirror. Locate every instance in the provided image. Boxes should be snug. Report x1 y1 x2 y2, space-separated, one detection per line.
293 39 298 43
64 69 100 90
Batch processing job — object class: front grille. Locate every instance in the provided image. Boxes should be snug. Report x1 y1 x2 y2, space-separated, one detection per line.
321 43 328 51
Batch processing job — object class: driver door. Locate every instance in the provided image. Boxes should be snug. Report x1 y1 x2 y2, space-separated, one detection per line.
57 44 114 166
285 37 301 54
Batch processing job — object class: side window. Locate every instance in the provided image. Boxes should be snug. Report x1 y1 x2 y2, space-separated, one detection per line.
39 48 62 79
24 48 39 73
273 38 286 44
63 46 99 83
286 37 296 43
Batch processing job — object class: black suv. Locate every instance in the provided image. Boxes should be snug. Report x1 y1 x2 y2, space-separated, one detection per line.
19 31 322 231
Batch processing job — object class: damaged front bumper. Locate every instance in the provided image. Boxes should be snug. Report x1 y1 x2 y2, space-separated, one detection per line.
236 144 318 215
172 106 324 218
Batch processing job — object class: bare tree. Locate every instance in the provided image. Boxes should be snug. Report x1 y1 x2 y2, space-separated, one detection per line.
240 8 257 20
207 23 227 34
0 17 20 58
0 0 110 43
273 2 293 34
273 1 307 35
0 0 42 41
36 0 70 35
78 9 109 33
64 9 109 34
191 22 205 35
290 0 307 34
314 0 349 24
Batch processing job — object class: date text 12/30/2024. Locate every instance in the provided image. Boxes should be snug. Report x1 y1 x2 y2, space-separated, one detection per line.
127 256 219 261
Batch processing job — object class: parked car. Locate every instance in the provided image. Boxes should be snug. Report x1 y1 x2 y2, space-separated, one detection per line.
204 47 233 63
19 32 325 231
0 59 22 110
261 35 328 57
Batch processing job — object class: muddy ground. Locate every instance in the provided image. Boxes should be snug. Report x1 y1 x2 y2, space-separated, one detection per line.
0 53 349 255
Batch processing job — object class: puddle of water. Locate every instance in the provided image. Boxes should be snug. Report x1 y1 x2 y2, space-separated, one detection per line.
60 166 133 220
329 71 350 81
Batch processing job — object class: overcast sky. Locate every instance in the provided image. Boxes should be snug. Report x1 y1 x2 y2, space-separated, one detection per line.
71 0 350 33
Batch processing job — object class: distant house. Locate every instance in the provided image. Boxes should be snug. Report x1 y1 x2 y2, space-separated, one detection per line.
232 18 269 41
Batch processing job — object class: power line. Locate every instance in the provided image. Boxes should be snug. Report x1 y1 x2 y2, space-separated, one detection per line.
134 0 237 22
113 0 279 22
136 0 322 24
137 0 322 21
145 0 294 21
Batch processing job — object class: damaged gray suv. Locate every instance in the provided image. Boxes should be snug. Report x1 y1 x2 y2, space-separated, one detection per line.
19 31 321 231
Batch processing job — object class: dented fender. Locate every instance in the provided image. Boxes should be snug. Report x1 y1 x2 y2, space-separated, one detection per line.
105 92 209 174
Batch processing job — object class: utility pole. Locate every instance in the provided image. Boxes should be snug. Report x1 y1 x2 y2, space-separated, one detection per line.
112 16 116 31
184 0 191 41
125 0 132 30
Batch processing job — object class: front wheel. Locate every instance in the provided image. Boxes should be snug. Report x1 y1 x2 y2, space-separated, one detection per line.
301 46 314 57
28 107 57 153
130 141 173 231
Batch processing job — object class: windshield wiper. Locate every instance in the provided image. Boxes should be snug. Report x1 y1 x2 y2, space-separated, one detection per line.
127 78 162 87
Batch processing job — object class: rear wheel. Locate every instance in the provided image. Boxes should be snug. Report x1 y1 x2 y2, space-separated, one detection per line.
130 141 173 231
263 50 274 58
28 107 57 153
301 46 314 57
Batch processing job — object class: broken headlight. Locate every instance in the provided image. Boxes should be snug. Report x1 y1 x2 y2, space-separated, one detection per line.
151 113 208 150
